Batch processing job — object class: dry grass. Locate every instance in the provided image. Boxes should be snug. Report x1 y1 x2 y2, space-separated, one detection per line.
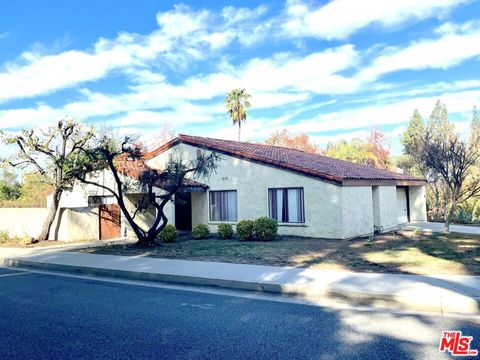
0 238 91 248
77 230 480 275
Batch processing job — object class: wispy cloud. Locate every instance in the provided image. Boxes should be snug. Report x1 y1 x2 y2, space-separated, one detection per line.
282 0 469 40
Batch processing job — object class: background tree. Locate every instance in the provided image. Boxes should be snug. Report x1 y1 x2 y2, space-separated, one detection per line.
0 172 51 208
264 129 319 153
70 134 219 246
224 88 251 141
400 106 449 221
400 101 480 231
1 119 94 240
324 129 392 169
0 169 21 203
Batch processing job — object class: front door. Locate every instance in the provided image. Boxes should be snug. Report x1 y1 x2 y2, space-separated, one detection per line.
175 192 192 231
99 204 121 240
396 187 409 224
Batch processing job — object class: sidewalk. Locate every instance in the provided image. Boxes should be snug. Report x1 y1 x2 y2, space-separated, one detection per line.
402 221 480 235
3 251 479 315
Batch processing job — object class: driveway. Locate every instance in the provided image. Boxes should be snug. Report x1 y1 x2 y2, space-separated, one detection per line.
403 221 480 235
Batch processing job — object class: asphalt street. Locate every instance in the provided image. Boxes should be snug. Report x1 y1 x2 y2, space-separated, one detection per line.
0 267 478 360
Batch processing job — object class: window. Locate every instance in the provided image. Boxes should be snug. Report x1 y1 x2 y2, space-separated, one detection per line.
209 191 238 222
268 188 305 223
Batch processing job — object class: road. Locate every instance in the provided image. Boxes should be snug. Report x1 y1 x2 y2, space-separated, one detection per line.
0 267 478 360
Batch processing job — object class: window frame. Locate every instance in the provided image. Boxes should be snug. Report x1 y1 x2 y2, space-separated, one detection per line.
208 190 238 222
268 187 305 224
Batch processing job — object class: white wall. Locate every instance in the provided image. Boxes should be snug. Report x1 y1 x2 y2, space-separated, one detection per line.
341 186 374 239
147 143 344 239
0 208 49 239
372 186 398 232
0 207 98 241
122 193 158 238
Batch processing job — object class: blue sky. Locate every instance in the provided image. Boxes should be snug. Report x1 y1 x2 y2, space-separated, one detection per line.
1 0 480 154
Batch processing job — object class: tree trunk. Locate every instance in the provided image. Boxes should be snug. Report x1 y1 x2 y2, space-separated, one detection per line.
444 196 458 233
38 188 62 241
238 121 241 142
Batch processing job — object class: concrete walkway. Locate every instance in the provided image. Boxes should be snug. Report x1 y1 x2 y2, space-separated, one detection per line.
3 251 479 315
402 221 480 235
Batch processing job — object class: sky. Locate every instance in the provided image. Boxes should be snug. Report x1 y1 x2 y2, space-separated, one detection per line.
0 0 479 155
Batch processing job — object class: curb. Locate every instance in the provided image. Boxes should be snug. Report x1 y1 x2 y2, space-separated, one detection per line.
4 258 479 315
3 258 319 295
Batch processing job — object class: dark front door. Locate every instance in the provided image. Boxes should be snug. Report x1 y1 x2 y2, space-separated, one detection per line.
99 204 121 240
175 192 192 231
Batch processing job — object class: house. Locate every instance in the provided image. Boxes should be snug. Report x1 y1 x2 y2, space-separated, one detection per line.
48 134 427 240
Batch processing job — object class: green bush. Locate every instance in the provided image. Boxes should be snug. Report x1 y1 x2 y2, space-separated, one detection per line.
456 206 474 224
253 217 278 241
0 230 9 243
192 224 210 239
217 223 234 239
157 224 178 243
236 220 254 241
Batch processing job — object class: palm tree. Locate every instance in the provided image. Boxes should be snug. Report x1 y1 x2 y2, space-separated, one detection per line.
224 88 251 141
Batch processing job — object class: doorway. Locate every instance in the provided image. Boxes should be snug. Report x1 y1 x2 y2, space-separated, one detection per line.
396 187 410 224
175 192 192 231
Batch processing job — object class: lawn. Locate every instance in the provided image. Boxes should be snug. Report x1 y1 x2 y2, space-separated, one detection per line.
77 230 480 276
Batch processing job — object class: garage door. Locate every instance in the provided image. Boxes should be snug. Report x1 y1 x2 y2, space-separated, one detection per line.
396 188 408 224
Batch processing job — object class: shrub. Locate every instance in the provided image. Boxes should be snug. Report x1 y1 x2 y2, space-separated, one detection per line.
456 206 474 224
20 236 33 246
217 223 234 239
192 224 210 239
0 230 9 243
157 224 178 243
236 220 254 241
253 217 278 241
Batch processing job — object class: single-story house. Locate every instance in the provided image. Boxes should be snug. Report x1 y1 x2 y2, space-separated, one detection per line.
50 134 427 240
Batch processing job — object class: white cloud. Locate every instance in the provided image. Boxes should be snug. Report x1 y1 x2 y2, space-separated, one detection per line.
283 0 468 40
281 89 480 134
358 25 480 82
0 104 63 129
0 4 267 104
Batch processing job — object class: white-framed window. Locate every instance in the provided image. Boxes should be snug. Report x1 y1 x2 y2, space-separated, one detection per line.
268 188 305 223
209 190 238 222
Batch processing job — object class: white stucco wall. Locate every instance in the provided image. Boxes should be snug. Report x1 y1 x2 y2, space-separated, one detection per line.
147 143 345 238
372 186 398 232
408 186 427 222
341 186 374 239
122 193 158 238
56 207 99 240
0 207 98 241
0 208 50 239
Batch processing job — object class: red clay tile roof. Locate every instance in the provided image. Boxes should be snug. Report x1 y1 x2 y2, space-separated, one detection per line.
146 134 425 186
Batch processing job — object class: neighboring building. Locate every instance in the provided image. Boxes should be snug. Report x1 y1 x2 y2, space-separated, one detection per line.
51 134 427 240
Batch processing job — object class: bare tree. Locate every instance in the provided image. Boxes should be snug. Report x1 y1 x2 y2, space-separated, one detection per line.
70 134 219 246
1 119 94 240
